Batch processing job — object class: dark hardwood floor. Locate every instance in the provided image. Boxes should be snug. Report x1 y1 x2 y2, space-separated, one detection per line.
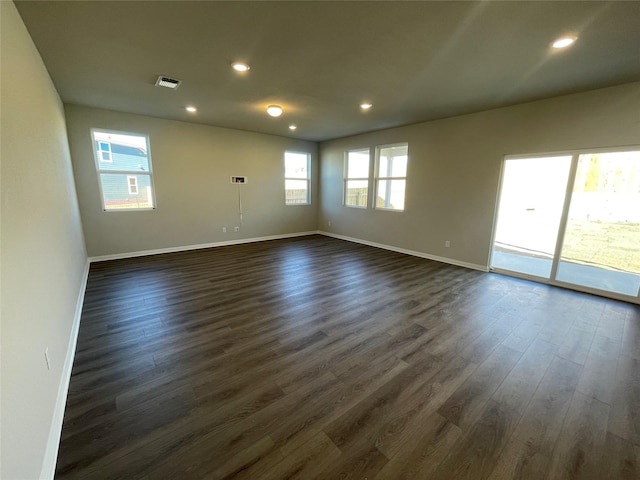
56 235 640 479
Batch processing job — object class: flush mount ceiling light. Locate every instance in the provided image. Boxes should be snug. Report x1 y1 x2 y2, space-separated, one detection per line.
552 36 577 49
231 62 250 72
267 105 283 117
185 106 197 113
360 103 373 110
289 125 297 131
155 75 182 89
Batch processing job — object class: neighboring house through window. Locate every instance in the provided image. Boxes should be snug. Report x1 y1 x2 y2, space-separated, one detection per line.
91 129 156 211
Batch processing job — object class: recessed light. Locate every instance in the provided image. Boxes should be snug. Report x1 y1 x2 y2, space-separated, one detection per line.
360 103 373 110
289 125 297 130
267 105 283 117
232 62 250 72
552 36 577 49
185 106 197 113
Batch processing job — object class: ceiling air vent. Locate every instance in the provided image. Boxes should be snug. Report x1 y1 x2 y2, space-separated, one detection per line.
155 76 182 90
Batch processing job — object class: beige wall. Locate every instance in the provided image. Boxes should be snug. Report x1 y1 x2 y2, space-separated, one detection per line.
319 83 640 269
0 2 88 478
1 5 638 476
65 105 318 257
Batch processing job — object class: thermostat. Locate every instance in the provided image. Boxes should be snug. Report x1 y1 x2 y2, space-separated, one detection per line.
231 176 247 184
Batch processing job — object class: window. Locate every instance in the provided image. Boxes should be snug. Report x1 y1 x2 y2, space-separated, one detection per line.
285 151 310 205
344 148 370 208
91 129 155 211
375 143 408 211
98 141 112 162
127 176 139 195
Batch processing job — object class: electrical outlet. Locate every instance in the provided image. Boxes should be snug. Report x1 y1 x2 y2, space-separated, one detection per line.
234 226 240 232
328 220 331 227
445 240 451 248
44 347 51 370
222 227 226 233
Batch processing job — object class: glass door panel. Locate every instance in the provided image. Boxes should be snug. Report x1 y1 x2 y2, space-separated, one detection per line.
492 156 572 278
556 151 640 296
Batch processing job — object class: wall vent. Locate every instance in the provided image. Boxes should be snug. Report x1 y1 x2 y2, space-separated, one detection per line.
155 76 182 89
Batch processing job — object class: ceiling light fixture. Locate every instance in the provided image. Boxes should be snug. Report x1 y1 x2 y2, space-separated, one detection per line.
552 36 577 49
185 106 197 113
360 103 373 110
267 105 283 117
232 62 250 72
289 125 297 131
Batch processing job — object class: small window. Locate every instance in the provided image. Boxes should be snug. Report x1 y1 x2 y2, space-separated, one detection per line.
344 148 370 208
375 143 408 211
91 129 156 211
98 141 112 162
285 151 310 205
127 176 139 195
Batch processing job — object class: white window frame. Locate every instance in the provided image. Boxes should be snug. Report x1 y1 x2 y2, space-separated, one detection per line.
284 151 311 205
98 141 112 163
127 175 139 195
91 128 156 212
490 145 640 304
344 147 371 208
374 143 408 212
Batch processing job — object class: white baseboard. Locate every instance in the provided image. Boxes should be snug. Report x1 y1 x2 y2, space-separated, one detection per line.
319 231 489 272
89 231 321 263
40 258 90 480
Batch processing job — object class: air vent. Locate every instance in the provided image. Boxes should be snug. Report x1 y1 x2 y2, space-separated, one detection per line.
155 76 182 89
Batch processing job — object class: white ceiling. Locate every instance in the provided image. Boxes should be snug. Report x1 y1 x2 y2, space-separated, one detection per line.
14 1 640 142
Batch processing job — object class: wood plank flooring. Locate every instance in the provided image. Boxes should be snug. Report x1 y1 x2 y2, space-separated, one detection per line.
56 235 640 479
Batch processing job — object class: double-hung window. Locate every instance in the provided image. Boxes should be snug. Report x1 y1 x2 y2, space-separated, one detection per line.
344 148 371 208
285 151 311 205
91 129 156 211
375 143 408 211
98 141 112 163
127 176 139 195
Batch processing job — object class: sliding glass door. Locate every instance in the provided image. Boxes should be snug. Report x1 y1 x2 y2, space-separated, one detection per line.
556 151 640 296
492 156 572 278
492 149 640 302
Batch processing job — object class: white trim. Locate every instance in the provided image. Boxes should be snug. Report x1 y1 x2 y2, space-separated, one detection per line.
40 258 90 480
504 144 640 161
91 128 156 212
89 231 320 263
318 231 488 272
374 142 408 211
127 175 139 195
98 141 112 163
344 147 372 208
88 230 488 271
284 151 311 205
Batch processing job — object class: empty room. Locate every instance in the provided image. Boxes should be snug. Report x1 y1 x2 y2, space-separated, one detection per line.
2 1 640 479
